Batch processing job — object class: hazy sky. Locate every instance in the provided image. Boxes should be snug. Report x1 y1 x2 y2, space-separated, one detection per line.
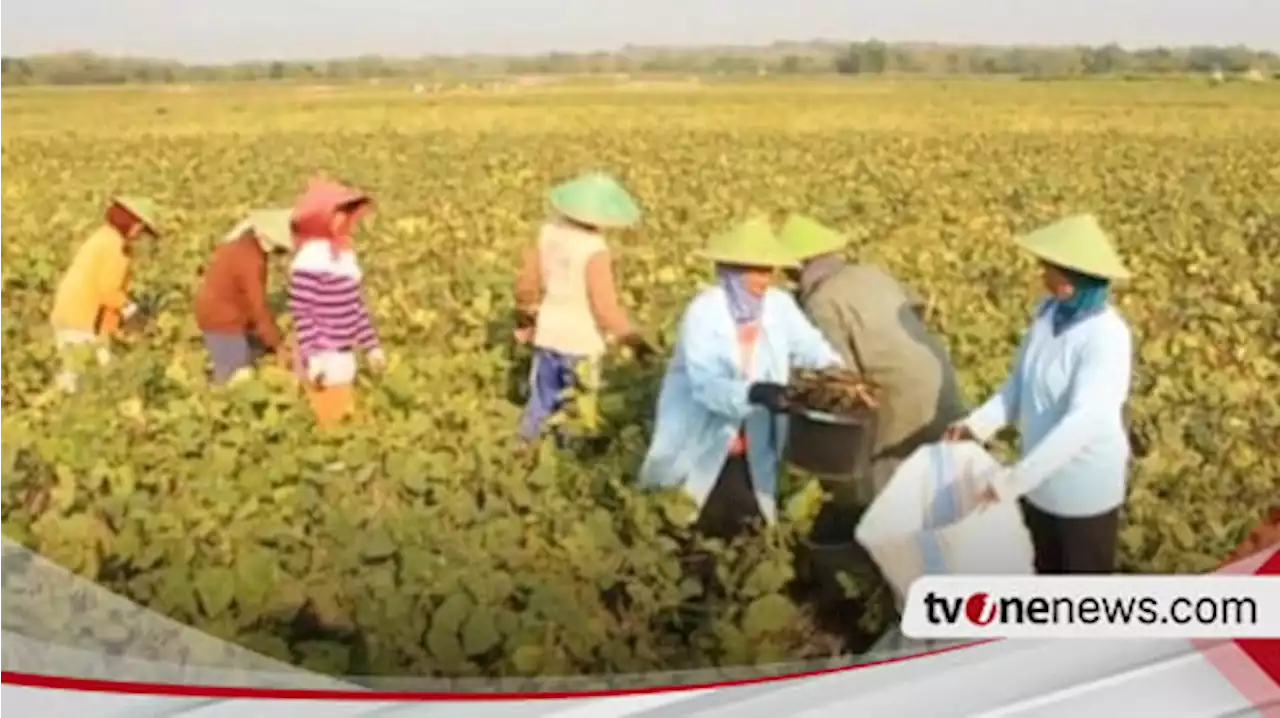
2 0 1275 63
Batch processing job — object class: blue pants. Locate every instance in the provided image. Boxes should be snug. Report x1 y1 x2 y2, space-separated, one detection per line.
518 348 590 445
204 332 254 384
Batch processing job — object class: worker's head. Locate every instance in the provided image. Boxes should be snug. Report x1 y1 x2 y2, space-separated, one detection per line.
782 251 844 289
718 263 775 296
701 217 796 325
547 172 642 232
105 201 155 242
715 263 775 326
246 231 291 258
290 179 373 256
1016 215 1129 307
555 211 600 233
231 209 295 258
330 197 372 239
1040 260 1109 302
777 215 847 289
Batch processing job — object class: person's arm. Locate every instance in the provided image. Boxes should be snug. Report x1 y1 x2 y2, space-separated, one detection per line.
678 299 754 421
585 250 635 339
962 339 1027 442
349 278 381 353
991 322 1133 500
513 245 542 316
237 246 283 350
779 292 843 370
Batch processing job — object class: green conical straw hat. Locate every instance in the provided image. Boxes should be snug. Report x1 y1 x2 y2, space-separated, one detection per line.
222 209 294 253
547 172 642 229
777 214 849 261
112 196 161 234
697 217 799 269
1016 214 1131 280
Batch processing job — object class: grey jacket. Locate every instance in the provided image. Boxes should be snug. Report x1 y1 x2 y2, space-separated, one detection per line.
798 263 968 494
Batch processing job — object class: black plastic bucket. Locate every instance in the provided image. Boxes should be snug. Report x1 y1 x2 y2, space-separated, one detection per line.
785 406 877 480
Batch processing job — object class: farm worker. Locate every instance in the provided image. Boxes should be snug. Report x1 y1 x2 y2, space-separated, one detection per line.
639 218 844 541
944 214 1134 575
287 179 386 426
777 214 968 505
512 171 655 445
49 196 162 393
194 209 295 385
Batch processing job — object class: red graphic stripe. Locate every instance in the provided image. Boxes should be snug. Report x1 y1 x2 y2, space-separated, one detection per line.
1237 549 1279 686
1 641 991 701
1194 541 1280 710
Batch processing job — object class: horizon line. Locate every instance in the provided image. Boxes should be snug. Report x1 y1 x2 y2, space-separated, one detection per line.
6 37 1277 67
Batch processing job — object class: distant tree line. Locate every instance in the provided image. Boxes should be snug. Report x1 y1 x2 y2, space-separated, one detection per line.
2 40 1277 86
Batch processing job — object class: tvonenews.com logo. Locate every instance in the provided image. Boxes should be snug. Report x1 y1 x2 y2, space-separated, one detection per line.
902 577 1277 639
923 590 1260 628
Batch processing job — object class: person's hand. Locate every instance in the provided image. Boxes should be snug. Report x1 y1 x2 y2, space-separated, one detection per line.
976 483 1000 505
515 309 537 331
747 382 791 413
275 343 293 369
620 333 657 362
943 423 976 442
306 358 327 388
513 310 537 345
973 467 1013 506
366 347 388 374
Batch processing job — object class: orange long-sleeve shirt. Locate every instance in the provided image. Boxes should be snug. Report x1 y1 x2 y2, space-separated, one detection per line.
194 233 283 349
50 225 132 335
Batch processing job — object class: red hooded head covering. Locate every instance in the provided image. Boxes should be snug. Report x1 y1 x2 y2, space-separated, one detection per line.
290 178 373 255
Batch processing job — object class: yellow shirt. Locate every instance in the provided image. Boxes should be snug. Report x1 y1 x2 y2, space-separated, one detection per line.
50 225 132 334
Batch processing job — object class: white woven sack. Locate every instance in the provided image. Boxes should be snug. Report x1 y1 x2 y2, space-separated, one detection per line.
855 441 1035 607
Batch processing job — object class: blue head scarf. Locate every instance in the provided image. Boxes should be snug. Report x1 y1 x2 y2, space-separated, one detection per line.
1051 265 1111 335
716 265 764 325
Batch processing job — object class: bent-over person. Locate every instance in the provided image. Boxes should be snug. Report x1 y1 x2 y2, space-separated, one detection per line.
777 214 968 505
49 196 162 393
195 209 294 384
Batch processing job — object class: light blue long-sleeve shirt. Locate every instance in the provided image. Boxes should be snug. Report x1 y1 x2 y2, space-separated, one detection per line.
639 286 843 523
964 298 1134 517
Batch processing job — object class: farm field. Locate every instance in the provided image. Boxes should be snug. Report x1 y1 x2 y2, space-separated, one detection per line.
1 79 1278 683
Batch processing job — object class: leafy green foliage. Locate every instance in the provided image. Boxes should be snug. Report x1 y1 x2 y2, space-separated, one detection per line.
2 80 1276 678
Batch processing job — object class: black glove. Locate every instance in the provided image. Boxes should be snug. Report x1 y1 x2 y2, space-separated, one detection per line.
620 333 657 362
747 382 790 413
515 310 537 330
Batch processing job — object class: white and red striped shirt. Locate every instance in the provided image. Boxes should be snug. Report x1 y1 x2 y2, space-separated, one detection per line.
287 239 379 361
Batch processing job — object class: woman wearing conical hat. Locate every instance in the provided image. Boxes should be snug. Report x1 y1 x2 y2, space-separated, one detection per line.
194 209 295 385
945 214 1135 575
777 214 968 506
639 218 843 541
287 178 387 426
49 196 162 393
512 171 655 446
